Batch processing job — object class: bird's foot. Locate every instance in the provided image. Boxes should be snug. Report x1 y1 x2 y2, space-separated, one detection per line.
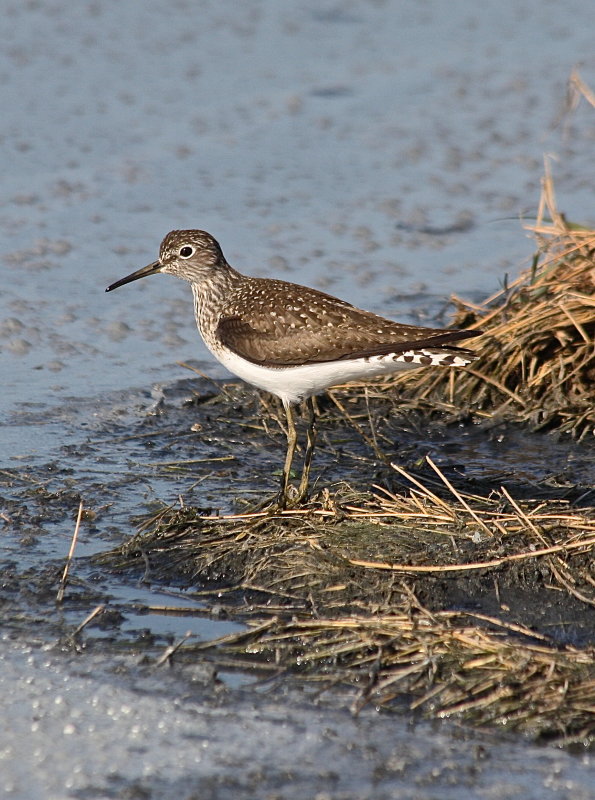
274 483 300 511
271 482 310 512
244 481 310 515
243 487 298 514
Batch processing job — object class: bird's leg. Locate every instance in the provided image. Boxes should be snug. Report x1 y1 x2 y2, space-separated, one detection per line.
296 396 317 502
278 399 298 509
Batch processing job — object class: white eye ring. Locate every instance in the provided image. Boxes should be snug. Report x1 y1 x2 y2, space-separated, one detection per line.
179 245 195 258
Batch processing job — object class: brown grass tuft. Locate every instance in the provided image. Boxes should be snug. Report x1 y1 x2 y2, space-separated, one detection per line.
382 162 595 440
99 460 595 743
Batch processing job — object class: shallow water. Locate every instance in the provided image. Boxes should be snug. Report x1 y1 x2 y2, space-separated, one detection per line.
2 633 595 800
1 1 595 797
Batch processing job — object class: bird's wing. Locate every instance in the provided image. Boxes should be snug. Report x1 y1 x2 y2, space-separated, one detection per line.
217 301 480 367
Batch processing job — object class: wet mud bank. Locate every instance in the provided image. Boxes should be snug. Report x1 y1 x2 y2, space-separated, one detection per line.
6 366 590 741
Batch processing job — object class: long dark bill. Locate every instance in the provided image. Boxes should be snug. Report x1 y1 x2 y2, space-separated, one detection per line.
105 260 162 292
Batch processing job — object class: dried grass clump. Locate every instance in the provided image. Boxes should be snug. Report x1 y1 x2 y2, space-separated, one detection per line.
196 611 595 743
100 461 595 742
386 167 595 440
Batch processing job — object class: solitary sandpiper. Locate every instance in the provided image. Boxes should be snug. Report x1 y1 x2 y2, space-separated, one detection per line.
107 230 481 507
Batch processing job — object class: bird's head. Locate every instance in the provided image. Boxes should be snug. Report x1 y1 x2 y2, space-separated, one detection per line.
106 229 228 292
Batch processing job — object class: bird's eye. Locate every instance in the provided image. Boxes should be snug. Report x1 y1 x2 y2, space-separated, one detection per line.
179 246 194 258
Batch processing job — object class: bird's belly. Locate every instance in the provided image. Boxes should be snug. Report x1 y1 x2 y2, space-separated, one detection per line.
211 347 429 405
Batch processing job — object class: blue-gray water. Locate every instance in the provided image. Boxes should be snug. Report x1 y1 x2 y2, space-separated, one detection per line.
1 2 594 797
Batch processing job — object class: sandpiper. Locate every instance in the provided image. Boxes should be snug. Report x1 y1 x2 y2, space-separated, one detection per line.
107 230 481 507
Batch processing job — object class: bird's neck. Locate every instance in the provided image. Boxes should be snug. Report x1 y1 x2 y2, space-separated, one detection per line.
191 263 242 338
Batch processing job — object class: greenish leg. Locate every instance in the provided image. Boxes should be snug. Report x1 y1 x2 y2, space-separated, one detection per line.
297 396 317 502
278 399 298 509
